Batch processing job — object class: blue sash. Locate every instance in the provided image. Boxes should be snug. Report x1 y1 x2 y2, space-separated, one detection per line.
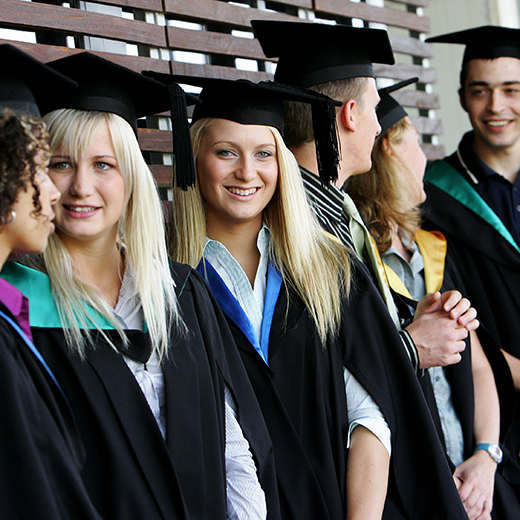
0 309 69 404
197 260 283 365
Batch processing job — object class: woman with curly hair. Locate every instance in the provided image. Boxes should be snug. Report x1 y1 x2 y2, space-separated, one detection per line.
3 53 273 520
0 107 102 520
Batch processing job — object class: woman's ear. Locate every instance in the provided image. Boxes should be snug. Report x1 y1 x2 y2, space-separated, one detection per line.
339 99 357 133
381 136 392 156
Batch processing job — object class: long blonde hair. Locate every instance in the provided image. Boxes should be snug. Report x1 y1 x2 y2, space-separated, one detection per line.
344 117 422 253
30 109 183 358
172 117 351 343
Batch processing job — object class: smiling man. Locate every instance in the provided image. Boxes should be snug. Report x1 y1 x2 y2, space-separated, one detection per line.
425 26 520 505
464 57 520 160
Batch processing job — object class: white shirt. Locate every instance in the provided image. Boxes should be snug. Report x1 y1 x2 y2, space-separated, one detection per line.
113 269 267 520
204 227 392 456
204 227 270 343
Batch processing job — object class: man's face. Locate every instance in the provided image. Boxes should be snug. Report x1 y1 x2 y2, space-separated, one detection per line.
339 78 381 185
460 57 520 153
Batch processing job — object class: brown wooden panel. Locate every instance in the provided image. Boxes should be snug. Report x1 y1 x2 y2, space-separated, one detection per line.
81 0 163 11
313 0 430 32
422 143 446 161
166 25 265 60
374 63 436 84
164 0 296 29
0 0 166 47
390 34 433 59
286 0 313 6
169 60 271 81
74 53 170 74
0 40 170 74
387 0 428 7
392 90 440 110
415 91 440 110
149 164 172 187
0 0 442 160
410 115 442 135
164 3 432 60
275 0 313 7
138 128 173 153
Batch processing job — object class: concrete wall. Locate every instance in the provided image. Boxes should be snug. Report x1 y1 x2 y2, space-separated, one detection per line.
424 0 520 156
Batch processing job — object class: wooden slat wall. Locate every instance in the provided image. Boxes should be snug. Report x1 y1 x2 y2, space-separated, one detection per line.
0 0 166 47
0 0 444 189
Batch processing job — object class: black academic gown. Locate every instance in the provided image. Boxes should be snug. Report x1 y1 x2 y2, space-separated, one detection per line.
4 262 279 520
424 151 520 491
385 230 519 519
200 256 470 520
0 301 102 520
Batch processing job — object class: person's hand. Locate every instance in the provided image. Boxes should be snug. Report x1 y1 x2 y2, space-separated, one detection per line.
416 291 479 331
407 291 479 369
453 451 496 520
406 293 468 368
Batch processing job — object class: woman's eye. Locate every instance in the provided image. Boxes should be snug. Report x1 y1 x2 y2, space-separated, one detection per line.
256 150 273 158
95 162 111 170
216 149 233 157
49 161 72 170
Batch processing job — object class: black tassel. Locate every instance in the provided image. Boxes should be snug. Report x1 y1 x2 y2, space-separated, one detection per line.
311 96 341 186
168 83 196 191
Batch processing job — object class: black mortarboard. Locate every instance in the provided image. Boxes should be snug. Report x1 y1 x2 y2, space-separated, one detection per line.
0 44 77 118
42 52 198 190
143 71 343 185
377 77 418 135
42 52 169 134
426 26 520 65
251 20 395 88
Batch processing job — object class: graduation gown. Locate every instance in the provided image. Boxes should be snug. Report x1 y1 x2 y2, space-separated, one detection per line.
424 153 520 488
384 230 520 518
1 261 280 520
0 300 102 520
199 256 470 520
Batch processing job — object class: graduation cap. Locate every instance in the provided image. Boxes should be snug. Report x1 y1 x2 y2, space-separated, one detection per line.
0 44 77 118
376 77 418 135
251 20 395 88
426 26 520 65
143 71 343 185
43 52 172 134
42 52 198 190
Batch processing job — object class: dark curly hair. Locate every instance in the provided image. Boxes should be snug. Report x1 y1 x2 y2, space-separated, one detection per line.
0 108 50 225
